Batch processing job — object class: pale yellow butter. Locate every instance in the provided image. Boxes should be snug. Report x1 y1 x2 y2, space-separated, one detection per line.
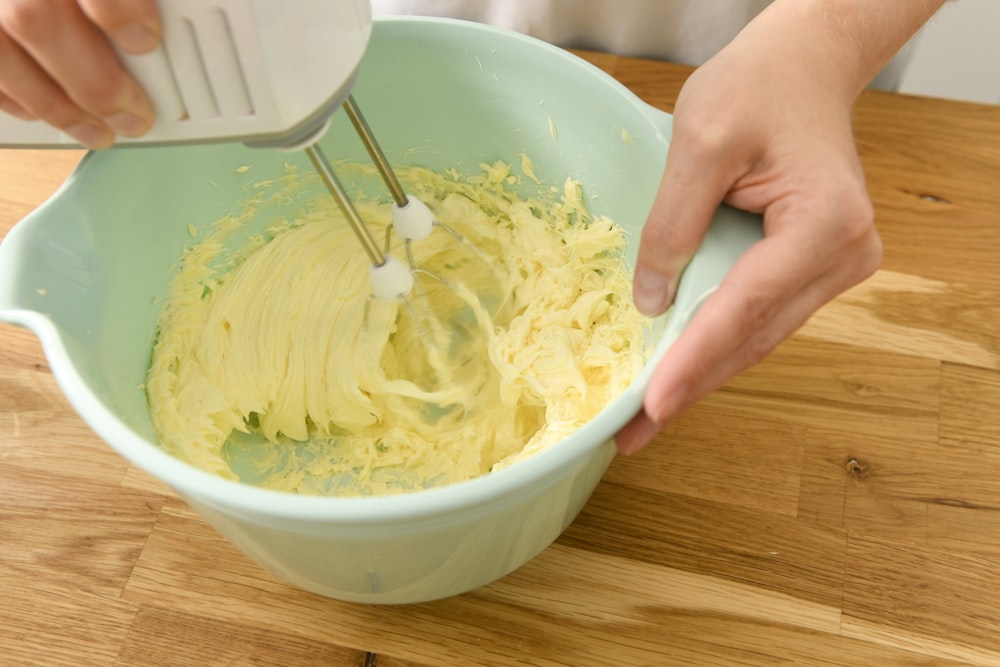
146 161 648 496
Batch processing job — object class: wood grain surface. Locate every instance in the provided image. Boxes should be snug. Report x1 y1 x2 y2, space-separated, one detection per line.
2 50 1000 667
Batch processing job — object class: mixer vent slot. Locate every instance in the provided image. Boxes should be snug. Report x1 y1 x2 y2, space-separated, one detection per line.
176 17 219 119
161 8 256 121
215 8 255 117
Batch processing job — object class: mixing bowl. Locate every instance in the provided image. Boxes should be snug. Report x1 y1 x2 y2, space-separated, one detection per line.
0 17 761 603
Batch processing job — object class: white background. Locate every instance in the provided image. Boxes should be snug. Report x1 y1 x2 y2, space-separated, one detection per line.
898 0 1000 104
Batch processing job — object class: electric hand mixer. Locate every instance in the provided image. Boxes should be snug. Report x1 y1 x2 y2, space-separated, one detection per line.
0 0 434 302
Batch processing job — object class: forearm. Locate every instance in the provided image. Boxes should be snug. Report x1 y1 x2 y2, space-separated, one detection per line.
737 0 946 100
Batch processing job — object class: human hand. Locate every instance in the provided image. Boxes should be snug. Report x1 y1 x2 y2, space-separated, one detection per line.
614 9 885 454
0 0 161 148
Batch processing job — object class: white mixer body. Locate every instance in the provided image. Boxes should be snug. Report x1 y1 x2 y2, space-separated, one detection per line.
0 0 373 148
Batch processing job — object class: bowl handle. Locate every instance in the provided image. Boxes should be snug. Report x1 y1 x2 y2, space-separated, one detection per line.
664 204 764 340
0 218 36 321
635 102 765 350
0 204 85 337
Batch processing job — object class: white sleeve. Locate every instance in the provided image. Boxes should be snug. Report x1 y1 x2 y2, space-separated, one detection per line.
370 0 771 65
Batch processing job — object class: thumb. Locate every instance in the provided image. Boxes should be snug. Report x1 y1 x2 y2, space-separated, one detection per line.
633 131 736 316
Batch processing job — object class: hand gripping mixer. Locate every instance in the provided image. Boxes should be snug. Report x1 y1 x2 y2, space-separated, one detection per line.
0 0 435 303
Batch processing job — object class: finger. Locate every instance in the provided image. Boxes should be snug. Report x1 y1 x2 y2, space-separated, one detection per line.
644 224 881 426
78 0 161 54
0 28 114 147
644 230 826 422
614 409 664 455
641 182 877 422
632 124 744 316
1 0 154 137
646 260 860 427
680 227 882 404
0 90 36 120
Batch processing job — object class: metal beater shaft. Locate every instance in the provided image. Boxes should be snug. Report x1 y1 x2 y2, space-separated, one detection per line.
343 95 409 208
304 143 386 267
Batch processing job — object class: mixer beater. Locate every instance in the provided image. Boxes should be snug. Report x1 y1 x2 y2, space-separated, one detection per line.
340 97 499 288
304 96 498 400
300 103 417 305
303 94 456 305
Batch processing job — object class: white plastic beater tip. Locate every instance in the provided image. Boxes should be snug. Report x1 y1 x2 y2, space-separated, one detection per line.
392 195 435 241
370 255 414 301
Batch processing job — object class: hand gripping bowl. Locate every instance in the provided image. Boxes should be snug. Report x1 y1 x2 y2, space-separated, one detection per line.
0 17 762 604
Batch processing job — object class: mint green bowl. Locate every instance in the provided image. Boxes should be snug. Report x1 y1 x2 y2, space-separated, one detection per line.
0 18 761 603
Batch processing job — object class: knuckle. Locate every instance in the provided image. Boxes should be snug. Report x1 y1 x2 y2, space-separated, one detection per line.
744 330 784 368
640 210 700 257
70 76 130 115
675 118 732 163
78 0 144 32
14 86 93 131
810 169 874 241
855 229 884 278
733 286 781 342
825 183 883 282
639 194 711 272
37 96 87 128
0 0 58 40
836 191 876 244
0 92 37 120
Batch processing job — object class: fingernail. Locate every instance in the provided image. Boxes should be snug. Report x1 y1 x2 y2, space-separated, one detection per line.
66 121 115 149
113 21 159 53
633 267 672 315
104 110 151 137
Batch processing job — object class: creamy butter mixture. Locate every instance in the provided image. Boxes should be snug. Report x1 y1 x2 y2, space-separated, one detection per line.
146 159 648 496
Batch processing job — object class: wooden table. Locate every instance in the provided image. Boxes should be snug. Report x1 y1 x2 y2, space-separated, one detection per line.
2 51 1000 667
